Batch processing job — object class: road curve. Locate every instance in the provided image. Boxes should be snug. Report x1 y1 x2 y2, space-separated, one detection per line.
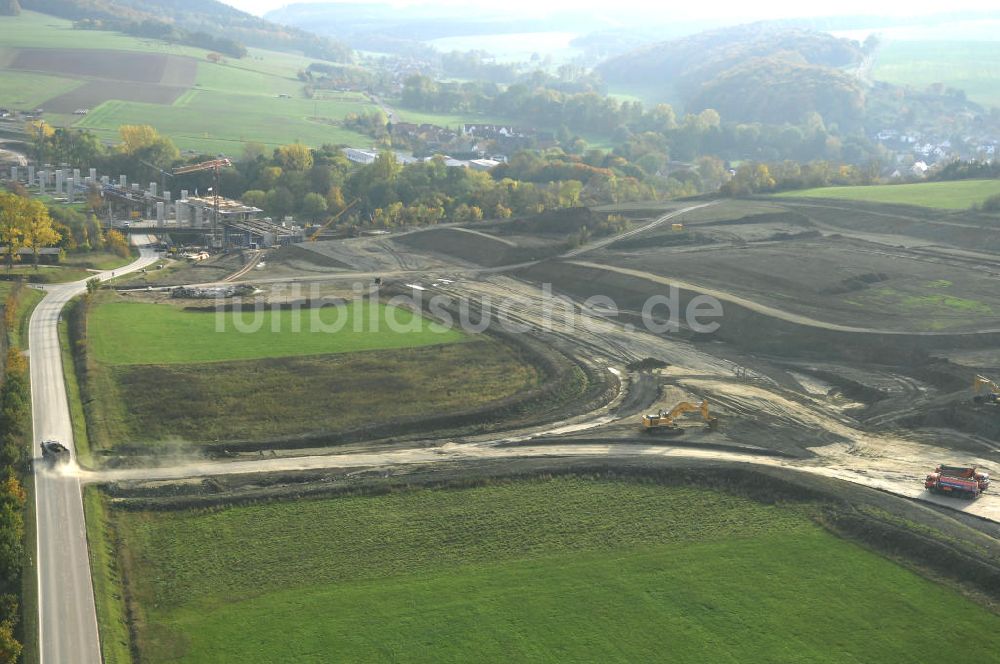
561 202 717 258
30 237 158 664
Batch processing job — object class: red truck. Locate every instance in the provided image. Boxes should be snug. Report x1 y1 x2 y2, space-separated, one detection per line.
925 465 990 500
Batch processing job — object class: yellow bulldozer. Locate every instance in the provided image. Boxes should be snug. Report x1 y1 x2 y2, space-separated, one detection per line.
972 375 1000 405
642 399 718 433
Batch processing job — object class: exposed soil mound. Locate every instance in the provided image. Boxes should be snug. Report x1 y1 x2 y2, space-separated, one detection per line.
396 227 559 267
626 357 669 371
270 243 353 270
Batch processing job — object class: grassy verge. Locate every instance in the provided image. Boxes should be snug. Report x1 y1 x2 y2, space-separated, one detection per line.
0 250 135 286
58 311 95 467
20 471 38 664
62 250 137 272
775 179 1000 209
12 285 43 351
83 489 132 664
90 476 1000 662
0 280 44 349
1 267 95 284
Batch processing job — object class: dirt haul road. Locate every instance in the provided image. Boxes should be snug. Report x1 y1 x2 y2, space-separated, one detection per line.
80 436 1000 523
30 236 159 664
79 270 999 525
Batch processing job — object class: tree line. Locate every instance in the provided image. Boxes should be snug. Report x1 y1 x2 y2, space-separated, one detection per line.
27 119 899 231
0 192 61 272
73 17 247 58
398 75 882 165
0 282 33 662
225 142 659 228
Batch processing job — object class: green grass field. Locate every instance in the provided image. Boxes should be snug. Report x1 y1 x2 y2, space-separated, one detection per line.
77 91 373 153
0 11 207 54
607 84 675 108
2 264 93 282
89 298 465 365
87 340 541 448
874 41 1000 109
0 11 376 151
387 107 514 129
775 179 1000 209
88 476 1000 663
0 70 81 109
61 250 136 272
0 251 133 284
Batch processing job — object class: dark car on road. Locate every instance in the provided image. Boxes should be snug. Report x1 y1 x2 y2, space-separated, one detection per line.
40 440 71 466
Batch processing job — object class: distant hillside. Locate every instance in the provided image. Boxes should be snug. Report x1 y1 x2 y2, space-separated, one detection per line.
21 0 353 61
597 25 865 126
267 2 599 54
689 55 866 127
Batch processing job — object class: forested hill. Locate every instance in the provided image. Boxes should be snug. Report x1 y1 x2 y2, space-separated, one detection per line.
689 55 866 128
19 0 354 61
597 25 867 127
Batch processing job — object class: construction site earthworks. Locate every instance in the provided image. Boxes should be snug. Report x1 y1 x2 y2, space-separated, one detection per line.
66 193 1000 662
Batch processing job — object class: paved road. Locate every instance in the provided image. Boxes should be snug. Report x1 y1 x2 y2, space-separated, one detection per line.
30 238 158 664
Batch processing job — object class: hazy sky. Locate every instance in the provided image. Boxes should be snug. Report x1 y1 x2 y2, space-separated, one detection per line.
222 0 1000 20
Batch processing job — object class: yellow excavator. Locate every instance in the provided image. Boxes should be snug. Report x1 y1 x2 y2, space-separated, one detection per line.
642 399 718 433
972 375 1000 405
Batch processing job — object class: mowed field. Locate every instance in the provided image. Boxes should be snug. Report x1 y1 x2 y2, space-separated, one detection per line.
775 179 1000 209
874 40 1000 109
81 296 544 449
0 70 81 109
87 476 1000 663
76 91 373 153
0 11 375 151
88 299 464 364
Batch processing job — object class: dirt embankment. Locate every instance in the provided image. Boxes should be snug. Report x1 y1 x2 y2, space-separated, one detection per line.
515 260 1000 363
904 402 1000 442
269 244 354 270
782 199 1000 254
114 252 247 288
395 227 561 267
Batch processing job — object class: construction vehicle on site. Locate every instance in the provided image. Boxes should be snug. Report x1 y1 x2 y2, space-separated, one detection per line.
40 440 70 466
642 400 718 433
972 375 1000 404
925 464 990 499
